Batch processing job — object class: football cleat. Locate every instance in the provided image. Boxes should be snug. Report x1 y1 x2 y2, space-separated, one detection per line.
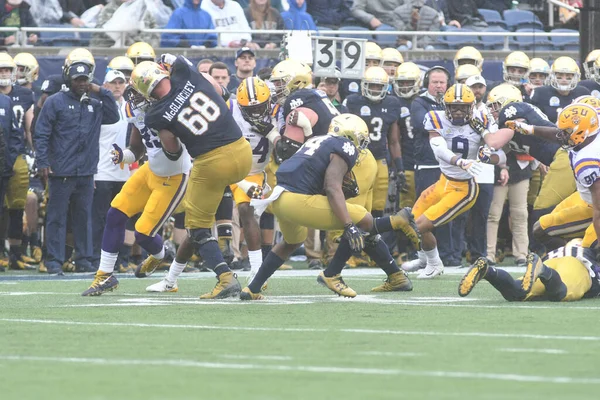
389 208 421 249
146 278 178 293
458 257 489 297
401 258 425 272
521 253 544 293
81 272 119 296
317 272 357 298
278 264 293 270
372 271 413 292
20 254 38 264
417 262 444 279
308 259 323 270
9 255 35 271
199 271 241 299
31 246 43 263
346 255 370 268
62 259 76 272
37 262 47 273
135 254 163 278
246 270 268 292
182 264 200 273
239 287 265 300
118 262 137 273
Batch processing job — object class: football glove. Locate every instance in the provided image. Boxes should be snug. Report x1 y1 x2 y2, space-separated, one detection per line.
477 145 494 164
469 117 486 136
246 185 264 200
110 143 124 165
343 223 365 254
505 120 534 135
342 170 359 199
287 109 313 137
455 158 483 177
254 120 275 136
159 53 177 73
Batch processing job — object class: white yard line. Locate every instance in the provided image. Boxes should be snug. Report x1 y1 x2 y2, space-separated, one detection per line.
0 354 596 384
1 318 598 342
221 354 293 361
358 351 423 357
498 348 568 355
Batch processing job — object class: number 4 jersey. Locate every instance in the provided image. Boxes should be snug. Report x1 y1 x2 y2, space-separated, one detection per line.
145 56 242 158
424 110 486 180
569 133 600 205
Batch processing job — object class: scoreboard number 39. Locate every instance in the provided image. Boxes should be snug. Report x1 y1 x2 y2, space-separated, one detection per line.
313 38 365 79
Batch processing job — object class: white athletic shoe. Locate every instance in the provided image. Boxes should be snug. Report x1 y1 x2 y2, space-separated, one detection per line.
417 263 444 279
402 258 426 272
146 278 178 293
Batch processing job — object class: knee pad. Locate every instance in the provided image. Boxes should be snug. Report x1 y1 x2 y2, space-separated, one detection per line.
260 212 274 230
364 234 382 251
8 209 24 239
188 228 217 247
216 223 232 239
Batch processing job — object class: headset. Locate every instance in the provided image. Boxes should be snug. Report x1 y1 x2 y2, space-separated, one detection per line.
422 65 451 88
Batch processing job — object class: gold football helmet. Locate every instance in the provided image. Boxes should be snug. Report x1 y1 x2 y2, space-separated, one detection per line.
0 53 16 87
381 48 403 76
127 42 156 65
394 61 422 99
328 113 370 152
528 58 550 88
365 42 383 67
130 61 169 101
551 56 580 91
584 49 600 80
64 48 95 77
444 84 476 125
237 77 272 125
455 64 481 83
502 51 530 85
573 95 600 111
13 52 38 85
108 56 135 79
361 66 389 102
453 46 483 71
556 103 599 149
269 59 312 105
486 83 523 114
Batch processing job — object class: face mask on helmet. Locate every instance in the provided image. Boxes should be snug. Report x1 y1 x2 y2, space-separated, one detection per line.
446 103 473 126
124 86 149 111
240 102 271 125
361 81 387 102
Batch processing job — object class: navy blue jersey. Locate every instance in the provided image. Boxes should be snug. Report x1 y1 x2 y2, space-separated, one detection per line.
579 80 600 99
0 93 22 175
145 56 242 158
397 96 415 171
530 85 590 123
343 94 401 160
9 85 34 153
339 78 360 101
277 135 358 195
283 89 340 136
497 102 559 166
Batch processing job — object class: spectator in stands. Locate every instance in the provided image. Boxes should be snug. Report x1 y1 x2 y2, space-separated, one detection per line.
202 0 258 48
161 0 217 48
475 0 511 13
444 0 488 30
228 47 256 91
281 0 317 31
197 58 214 73
306 0 352 29
352 0 440 49
209 61 231 87
29 0 87 27
91 0 159 48
0 0 38 45
244 0 284 49
425 0 461 29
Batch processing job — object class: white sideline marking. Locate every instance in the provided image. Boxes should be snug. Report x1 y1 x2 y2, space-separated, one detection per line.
0 354 597 384
358 351 423 357
1 318 599 342
499 348 568 355
222 355 293 361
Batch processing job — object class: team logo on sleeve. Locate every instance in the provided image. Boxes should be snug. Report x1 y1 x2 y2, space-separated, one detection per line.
343 142 356 156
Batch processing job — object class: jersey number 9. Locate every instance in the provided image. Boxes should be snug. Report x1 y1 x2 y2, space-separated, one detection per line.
178 92 221 136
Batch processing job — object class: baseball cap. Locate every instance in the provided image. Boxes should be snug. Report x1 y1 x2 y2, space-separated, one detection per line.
236 47 255 59
465 75 487 87
67 62 92 80
104 69 126 83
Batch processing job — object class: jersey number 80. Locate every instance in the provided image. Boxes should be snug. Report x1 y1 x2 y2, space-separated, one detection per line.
178 92 221 136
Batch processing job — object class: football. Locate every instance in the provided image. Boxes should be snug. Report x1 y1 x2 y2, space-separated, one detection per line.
283 107 319 143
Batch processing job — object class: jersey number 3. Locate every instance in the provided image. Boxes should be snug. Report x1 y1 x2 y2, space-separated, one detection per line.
178 92 221 136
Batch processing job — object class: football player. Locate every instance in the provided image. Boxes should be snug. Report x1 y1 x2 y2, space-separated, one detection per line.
240 114 419 300
454 64 481 84
459 240 600 302
526 58 550 89
402 84 506 278
126 41 156 65
393 62 422 209
82 48 193 296
502 51 530 88
580 49 600 97
381 48 403 89
0 54 36 270
107 56 135 80
13 53 39 90
344 66 404 220
132 55 253 300
453 46 484 72
530 56 590 124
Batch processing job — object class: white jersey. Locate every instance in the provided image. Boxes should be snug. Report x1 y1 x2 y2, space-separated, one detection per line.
229 98 273 175
96 100 130 182
569 134 600 204
424 109 486 180
125 102 192 177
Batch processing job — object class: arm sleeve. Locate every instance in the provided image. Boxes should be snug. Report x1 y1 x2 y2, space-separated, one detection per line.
430 135 456 164
350 0 374 25
160 10 183 47
99 88 120 125
33 97 56 169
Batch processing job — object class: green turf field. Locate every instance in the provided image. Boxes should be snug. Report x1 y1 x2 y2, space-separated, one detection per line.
1 266 599 400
